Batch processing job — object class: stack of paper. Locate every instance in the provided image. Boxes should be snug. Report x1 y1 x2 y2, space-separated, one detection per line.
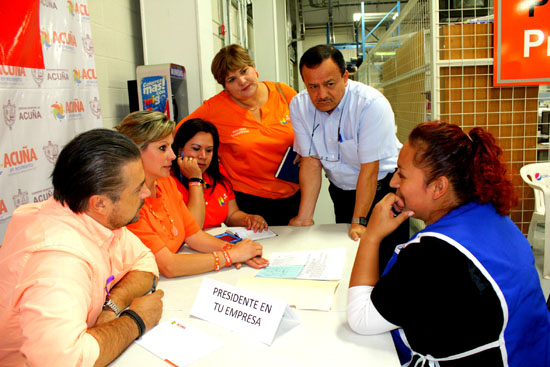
256 247 346 280
237 277 339 311
238 247 346 311
137 318 222 366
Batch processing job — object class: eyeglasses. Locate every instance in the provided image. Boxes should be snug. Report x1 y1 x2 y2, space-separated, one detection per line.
308 108 344 162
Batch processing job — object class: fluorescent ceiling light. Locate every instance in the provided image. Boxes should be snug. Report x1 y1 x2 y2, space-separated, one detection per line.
353 12 398 22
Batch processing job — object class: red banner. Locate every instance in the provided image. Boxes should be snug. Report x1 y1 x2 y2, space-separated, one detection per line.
494 0 550 86
0 0 44 69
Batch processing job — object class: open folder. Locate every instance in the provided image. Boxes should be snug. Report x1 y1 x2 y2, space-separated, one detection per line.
237 277 339 311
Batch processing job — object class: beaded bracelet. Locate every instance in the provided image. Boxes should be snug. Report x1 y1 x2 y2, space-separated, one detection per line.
189 181 202 187
212 251 220 271
223 243 234 251
222 250 232 267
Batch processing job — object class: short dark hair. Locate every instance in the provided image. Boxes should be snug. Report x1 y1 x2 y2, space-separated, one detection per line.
211 44 255 87
172 118 231 192
52 129 142 213
299 44 346 78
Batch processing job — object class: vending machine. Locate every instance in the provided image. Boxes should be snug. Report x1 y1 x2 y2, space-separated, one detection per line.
136 63 189 121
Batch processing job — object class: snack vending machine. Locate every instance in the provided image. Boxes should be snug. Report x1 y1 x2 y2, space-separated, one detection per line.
136 63 189 121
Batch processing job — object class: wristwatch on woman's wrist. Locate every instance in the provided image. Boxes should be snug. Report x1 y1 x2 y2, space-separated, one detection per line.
188 177 205 185
351 217 367 226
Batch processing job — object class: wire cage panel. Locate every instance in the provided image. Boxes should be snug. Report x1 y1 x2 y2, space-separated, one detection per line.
362 0 543 234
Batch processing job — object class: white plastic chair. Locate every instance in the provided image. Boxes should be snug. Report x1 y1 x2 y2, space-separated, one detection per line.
520 162 550 279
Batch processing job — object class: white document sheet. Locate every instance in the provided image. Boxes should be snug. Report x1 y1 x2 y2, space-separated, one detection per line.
256 247 346 281
136 318 223 366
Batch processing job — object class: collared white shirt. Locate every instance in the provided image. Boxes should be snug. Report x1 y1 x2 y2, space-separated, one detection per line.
291 80 401 190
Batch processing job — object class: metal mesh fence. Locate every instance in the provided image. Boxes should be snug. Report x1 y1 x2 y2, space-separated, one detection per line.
359 0 543 234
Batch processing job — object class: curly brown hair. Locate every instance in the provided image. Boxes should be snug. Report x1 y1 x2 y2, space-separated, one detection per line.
408 121 517 216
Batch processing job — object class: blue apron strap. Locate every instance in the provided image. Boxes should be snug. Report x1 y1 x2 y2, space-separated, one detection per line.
391 329 412 365
382 250 399 276
383 247 412 365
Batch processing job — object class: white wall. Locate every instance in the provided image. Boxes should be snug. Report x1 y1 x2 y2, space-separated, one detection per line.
252 0 290 84
140 0 217 113
211 0 253 95
89 0 144 128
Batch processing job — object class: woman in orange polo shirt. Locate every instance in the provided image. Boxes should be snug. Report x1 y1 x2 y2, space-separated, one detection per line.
116 111 268 278
175 44 300 225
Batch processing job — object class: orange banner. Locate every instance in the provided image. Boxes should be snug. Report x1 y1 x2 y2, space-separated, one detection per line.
494 0 550 86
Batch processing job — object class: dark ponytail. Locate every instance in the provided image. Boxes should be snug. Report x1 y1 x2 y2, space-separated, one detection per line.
468 127 517 215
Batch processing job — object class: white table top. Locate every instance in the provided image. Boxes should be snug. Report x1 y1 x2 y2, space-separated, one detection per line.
110 224 400 367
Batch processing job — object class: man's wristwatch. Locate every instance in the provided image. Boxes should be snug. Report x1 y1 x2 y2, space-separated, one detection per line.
351 217 367 226
103 299 121 317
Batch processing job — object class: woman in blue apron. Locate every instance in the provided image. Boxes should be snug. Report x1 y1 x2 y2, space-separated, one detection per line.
347 121 550 367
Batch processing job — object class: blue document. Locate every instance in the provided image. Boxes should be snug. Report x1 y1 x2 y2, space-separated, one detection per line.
256 265 305 279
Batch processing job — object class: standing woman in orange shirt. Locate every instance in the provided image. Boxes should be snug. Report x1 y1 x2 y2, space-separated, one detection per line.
175 44 299 225
116 111 268 278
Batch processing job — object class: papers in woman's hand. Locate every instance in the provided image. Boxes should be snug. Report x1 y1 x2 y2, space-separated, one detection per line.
256 247 346 281
225 227 278 241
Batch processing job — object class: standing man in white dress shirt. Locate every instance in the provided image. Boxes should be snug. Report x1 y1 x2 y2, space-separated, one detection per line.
289 44 409 273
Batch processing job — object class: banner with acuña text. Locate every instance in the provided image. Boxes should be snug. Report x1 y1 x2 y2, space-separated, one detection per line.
0 0 102 242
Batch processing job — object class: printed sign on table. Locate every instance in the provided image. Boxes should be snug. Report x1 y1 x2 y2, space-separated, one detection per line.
190 278 299 345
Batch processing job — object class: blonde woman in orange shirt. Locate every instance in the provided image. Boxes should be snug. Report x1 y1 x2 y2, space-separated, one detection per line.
117 111 268 278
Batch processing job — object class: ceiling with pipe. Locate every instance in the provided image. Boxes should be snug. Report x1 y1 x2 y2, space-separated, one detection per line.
286 0 406 68
289 0 405 39
301 0 403 26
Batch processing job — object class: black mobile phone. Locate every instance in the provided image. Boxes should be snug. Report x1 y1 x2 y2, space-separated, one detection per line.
214 232 242 244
